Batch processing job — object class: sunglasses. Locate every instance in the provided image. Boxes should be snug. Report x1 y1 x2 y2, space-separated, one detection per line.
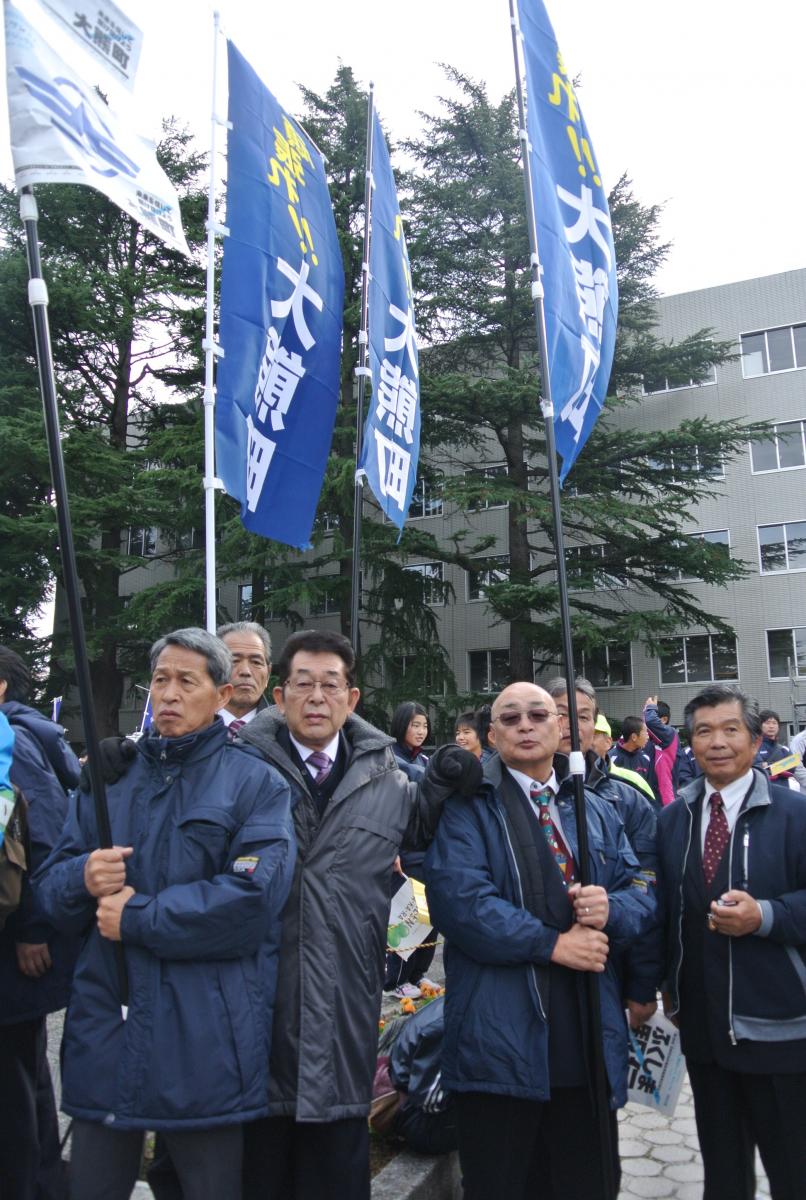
494 708 557 727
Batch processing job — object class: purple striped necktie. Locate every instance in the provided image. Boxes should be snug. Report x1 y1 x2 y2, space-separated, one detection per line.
307 750 332 786
227 718 246 741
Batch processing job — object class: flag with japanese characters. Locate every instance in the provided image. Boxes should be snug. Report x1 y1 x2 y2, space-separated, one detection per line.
360 110 421 528
517 0 618 482
3 0 189 255
216 42 345 547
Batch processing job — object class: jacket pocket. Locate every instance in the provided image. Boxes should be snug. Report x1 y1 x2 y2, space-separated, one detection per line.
171 814 232 883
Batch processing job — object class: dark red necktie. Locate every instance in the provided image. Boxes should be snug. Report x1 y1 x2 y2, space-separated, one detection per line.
227 718 246 741
703 792 730 887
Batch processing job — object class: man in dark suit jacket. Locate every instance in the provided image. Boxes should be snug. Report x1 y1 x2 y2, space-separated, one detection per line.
657 683 806 1200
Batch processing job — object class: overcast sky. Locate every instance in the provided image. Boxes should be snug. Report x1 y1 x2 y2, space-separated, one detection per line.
3 0 804 297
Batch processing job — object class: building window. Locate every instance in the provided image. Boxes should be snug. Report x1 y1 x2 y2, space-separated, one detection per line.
577 644 632 688
750 420 806 473
758 521 806 574
465 463 508 511
389 654 442 691
658 529 731 582
741 323 806 378
658 634 738 684
176 527 204 551
767 628 806 679
408 476 443 519
567 544 624 591
238 584 252 619
310 580 341 616
467 555 510 601
469 649 510 693
404 562 445 606
127 526 157 557
642 366 717 395
644 447 724 483
319 512 341 533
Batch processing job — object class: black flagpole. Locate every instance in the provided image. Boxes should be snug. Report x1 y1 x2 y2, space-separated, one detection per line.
19 187 129 1017
349 84 376 652
508 5 616 1195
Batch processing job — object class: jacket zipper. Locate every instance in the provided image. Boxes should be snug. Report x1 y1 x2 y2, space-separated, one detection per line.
673 804 695 1013
726 822 737 1045
495 802 547 1021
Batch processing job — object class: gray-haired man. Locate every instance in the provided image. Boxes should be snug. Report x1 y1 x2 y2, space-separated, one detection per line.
217 622 272 738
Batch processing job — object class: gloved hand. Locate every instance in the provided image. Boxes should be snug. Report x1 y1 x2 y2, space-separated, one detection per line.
424 744 483 798
79 737 136 791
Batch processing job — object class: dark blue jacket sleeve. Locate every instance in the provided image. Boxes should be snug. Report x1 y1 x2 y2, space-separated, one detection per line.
643 704 677 750
424 795 560 966
31 789 96 936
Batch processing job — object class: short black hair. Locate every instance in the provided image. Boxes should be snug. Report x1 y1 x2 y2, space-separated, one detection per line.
0 646 31 703
683 684 762 741
275 629 357 687
390 701 430 744
455 709 478 732
656 700 671 721
758 709 780 727
621 715 646 741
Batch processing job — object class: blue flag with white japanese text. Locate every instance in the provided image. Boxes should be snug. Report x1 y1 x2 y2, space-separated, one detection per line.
216 43 345 547
360 110 420 529
517 0 618 482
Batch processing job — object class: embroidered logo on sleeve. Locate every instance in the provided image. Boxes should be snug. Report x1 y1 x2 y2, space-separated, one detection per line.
232 856 259 876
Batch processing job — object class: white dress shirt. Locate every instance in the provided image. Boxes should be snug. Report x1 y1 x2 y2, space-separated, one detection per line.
701 769 754 854
290 731 341 780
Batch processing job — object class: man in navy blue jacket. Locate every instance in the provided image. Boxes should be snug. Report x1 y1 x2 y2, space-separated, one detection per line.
34 629 296 1200
0 645 81 1200
657 683 806 1200
424 682 656 1200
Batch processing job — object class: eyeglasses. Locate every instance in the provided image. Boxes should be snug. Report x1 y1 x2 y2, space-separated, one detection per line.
285 678 348 698
494 708 557 727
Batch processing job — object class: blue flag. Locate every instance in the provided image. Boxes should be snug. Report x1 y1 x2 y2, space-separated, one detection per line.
517 0 618 482
359 110 421 529
216 43 345 548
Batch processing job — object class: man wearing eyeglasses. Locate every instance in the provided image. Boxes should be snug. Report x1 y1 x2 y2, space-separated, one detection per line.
424 681 656 1200
237 628 480 1200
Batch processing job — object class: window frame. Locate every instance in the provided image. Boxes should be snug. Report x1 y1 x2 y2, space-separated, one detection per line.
577 643 633 689
468 648 510 693
466 554 510 602
464 463 509 512
766 627 806 680
403 561 446 607
757 520 806 575
749 420 806 475
657 633 739 686
740 323 806 379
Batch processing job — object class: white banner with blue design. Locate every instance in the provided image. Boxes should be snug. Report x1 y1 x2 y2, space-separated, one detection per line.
360 110 420 529
216 42 345 548
3 0 189 255
517 0 618 482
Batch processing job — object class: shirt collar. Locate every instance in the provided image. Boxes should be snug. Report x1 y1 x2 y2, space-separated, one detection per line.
218 706 258 727
289 730 341 764
704 768 754 814
507 765 558 801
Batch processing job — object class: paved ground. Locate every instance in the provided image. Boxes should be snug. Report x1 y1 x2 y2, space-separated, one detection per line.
51 942 770 1198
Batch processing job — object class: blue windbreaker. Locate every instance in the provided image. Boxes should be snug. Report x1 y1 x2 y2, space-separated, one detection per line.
424 755 656 1107
34 718 295 1130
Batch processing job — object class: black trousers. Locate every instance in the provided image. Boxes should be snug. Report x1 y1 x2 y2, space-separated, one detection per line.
687 1060 806 1200
455 1088 620 1200
241 1115 370 1200
0 1017 66 1200
68 1120 242 1200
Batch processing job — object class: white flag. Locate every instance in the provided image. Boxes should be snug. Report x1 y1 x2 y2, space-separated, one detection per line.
4 0 190 256
38 0 143 91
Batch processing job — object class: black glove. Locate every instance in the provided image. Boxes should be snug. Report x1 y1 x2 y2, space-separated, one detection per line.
78 736 137 791
425 744 483 798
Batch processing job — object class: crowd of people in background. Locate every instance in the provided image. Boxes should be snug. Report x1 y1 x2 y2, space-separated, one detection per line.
2 627 806 1200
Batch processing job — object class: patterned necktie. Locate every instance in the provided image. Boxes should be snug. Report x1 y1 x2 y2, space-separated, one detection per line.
227 718 246 741
530 782 577 886
307 750 332 787
703 792 730 887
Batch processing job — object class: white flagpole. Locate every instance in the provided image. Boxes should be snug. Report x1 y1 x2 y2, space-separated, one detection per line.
202 10 229 633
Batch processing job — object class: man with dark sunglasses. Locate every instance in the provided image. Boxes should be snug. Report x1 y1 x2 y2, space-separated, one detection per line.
424 681 656 1200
